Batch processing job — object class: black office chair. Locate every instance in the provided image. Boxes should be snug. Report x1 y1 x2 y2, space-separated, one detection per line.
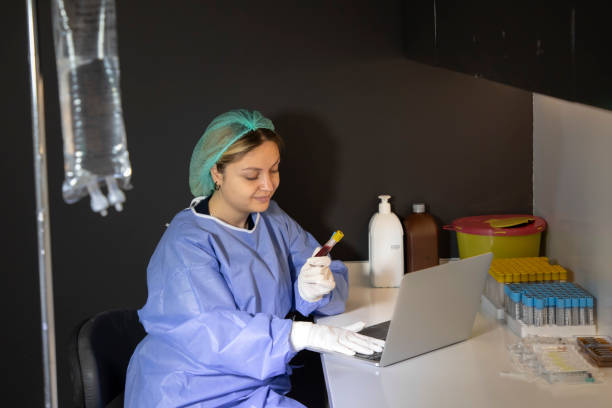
69 309 146 408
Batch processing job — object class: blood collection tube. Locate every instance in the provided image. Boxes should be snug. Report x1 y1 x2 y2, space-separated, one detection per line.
587 297 595 326
579 296 587 325
534 297 544 327
513 290 522 320
564 297 572 326
504 285 511 315
556 297 565 326
571 296 580 326
548 295 556 325
522 295 533 325
314 230 344 257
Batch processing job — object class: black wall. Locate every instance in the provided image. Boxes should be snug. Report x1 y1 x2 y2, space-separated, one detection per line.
4 1 532 406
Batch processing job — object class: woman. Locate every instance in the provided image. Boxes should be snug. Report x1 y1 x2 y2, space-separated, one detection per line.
125 110 383 407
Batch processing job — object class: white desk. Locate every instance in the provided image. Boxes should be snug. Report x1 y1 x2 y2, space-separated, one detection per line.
316 262 612 408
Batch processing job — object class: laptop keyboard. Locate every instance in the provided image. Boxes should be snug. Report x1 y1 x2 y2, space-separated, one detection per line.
356 350 383 361
354 320 390 361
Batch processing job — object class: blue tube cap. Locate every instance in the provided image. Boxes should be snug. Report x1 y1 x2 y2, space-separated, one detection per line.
535 298 544 309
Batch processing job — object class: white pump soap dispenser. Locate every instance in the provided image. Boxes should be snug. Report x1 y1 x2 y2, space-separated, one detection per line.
368 194 404 287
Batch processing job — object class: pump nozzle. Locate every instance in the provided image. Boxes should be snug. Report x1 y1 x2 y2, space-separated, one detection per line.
378 194 391 214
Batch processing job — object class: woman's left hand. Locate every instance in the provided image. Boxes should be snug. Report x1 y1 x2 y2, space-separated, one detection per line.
297 248 336 302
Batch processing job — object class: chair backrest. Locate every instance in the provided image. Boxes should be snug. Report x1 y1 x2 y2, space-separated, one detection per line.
69 309 146 408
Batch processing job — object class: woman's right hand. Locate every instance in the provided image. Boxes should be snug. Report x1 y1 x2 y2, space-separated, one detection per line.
289 321 385 356
297 248 336 302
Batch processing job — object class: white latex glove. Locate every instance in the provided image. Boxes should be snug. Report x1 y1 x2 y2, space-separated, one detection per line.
297 247 336 302
290 321 385 356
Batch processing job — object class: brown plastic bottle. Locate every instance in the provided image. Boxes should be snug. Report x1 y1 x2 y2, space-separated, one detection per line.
403 203 439 272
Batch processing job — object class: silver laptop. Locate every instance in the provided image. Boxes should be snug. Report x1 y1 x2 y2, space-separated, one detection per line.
344 252 493 367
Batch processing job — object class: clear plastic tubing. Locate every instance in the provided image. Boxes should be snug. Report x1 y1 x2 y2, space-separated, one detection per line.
564 297 573 326
556 297 565 326
522 294 534 325
587 297 595 325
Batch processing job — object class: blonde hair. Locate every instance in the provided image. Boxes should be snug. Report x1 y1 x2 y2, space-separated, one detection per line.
215 128 283 173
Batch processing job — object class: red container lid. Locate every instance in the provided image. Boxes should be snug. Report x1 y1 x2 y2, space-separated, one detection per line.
449 214 546 236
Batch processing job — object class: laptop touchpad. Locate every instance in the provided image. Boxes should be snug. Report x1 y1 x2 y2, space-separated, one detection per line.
358 320 390 340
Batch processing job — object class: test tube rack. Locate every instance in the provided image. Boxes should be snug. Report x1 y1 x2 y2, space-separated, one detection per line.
506 313 596 338
489 257 568 282
482 257 569 320
504 282 596 338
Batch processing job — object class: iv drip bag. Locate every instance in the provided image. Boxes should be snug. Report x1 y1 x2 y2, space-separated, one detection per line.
51 0 132 216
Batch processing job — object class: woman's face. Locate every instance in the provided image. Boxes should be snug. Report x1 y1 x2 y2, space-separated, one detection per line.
213 140 280 215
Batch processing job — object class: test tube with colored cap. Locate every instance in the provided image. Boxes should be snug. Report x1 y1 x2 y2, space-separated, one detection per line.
556 297 565 326
314 230 344 257
522 294 534 325
564 297 572 325
511 289 522 320
534 297 544 327
587 297 595 325
571 296 580 325
547 295 556 325
507 284 517 315
579 296 587 325
504 285 510 314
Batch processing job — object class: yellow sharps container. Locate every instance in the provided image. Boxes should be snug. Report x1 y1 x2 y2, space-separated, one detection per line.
443 214 547 259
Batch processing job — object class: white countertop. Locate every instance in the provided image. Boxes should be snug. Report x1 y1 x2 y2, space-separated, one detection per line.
316 261 612 408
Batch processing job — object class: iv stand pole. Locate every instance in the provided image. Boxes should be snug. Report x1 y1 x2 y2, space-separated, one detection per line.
26 0 59 407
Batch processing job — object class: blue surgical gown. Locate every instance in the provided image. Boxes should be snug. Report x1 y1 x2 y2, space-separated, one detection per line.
125 198 349 407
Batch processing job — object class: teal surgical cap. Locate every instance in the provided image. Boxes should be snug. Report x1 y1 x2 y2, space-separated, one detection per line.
189 109 275 197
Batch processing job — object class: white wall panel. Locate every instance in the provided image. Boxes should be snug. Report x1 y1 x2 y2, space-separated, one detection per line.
533 93 612 335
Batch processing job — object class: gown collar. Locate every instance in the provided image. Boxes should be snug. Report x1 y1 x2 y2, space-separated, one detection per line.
189 196 260 233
